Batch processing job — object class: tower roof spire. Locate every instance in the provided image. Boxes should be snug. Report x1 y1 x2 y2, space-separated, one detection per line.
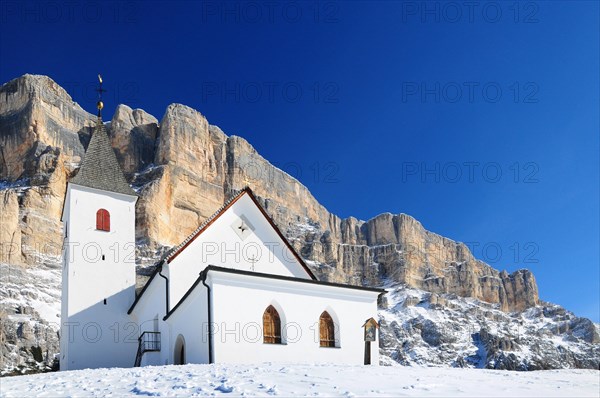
96 74 106 118
69 75 137 197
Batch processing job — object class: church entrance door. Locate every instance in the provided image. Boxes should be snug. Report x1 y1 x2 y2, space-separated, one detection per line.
174 334 186 365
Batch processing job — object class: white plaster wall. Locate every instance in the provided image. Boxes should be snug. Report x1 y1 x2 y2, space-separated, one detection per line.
132 271 380 367
129 274 172 367
60 184 138 370
130 277 165 328
163 284 210 365
131 272 211 367
167 193 312 309
208 272 380 365
59 188 71 371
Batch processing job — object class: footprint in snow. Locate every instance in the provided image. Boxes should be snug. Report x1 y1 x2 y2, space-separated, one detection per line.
130 386 160 396
214 383 234 393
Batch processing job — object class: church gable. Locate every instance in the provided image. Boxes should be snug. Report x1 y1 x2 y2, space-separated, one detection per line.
164 188 316 308
168 188 314 279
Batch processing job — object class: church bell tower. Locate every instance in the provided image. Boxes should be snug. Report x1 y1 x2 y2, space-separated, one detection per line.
60 75 138 370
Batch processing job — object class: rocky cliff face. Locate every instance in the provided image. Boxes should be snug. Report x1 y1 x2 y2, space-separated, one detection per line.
0 75 86 268
379 284 599 370
0 74 539 312
1 74 591 374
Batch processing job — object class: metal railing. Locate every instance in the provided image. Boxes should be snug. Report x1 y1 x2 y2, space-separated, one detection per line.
135 331 161 367
139 331 161 352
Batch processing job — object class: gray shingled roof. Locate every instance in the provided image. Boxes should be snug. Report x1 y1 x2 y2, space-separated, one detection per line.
70 117 137 196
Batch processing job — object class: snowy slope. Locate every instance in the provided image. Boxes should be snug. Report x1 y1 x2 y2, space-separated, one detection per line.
1 363 598 397
379 283 600 370
0 263 61 375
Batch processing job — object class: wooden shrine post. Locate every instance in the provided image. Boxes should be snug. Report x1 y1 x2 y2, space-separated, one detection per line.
362 317 379 365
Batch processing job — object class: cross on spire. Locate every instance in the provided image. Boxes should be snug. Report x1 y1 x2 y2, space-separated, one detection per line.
96 74 106 118
68 74 136 197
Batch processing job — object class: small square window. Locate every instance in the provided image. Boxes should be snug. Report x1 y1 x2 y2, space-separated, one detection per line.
231 215 255 240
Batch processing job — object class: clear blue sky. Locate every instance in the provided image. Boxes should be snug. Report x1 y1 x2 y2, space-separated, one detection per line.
1 1 598 322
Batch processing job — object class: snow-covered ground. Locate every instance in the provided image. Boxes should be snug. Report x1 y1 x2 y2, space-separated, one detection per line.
1 363 598 397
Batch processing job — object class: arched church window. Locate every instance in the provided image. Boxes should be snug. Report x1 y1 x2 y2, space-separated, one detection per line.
319 311 336 347
96 209 110 232
263 305 282 344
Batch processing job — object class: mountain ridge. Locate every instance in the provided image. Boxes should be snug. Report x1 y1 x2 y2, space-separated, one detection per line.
0 73 542 309
1 74 596 374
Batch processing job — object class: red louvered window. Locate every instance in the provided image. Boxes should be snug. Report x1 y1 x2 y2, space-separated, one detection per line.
96 209 110 232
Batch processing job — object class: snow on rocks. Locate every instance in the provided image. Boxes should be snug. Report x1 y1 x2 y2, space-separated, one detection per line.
378 283 600 370
0 263 61 376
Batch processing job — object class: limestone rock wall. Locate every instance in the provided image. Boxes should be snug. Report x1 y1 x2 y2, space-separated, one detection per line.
0 74 539 312
110 104 158 175
0 190 21 265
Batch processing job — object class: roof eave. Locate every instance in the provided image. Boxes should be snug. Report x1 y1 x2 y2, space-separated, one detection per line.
163 265 386 321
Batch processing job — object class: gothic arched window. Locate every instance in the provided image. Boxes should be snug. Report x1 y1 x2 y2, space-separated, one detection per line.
319 311 336 347
263 305 282 344
96 209 110 232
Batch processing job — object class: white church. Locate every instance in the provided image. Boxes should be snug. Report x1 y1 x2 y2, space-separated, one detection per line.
59 97 385 371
